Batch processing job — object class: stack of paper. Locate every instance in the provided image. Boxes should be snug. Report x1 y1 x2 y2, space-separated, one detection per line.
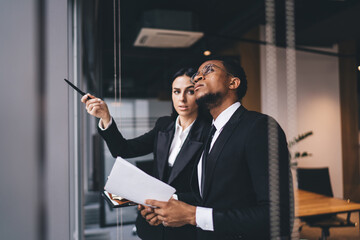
105 157 176 206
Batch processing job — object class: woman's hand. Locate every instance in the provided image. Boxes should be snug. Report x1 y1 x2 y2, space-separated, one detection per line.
81 93 111 128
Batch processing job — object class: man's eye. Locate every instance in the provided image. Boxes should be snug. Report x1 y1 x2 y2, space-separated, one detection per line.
204 66 214 75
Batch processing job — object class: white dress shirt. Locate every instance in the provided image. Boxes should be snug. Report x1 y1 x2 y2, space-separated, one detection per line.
99 116 195 167
167 116 195 166
98 117 113 130
196 102 241 231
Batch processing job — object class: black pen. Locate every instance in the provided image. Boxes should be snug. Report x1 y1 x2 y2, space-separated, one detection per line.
64 79 91 100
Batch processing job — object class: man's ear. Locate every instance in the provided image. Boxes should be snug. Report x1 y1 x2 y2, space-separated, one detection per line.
229 77 241 90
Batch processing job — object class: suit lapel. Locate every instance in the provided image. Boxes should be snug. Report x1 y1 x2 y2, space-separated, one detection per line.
168 120 206 184
156 122 175 181
168 139 202 184
188 121 211 203
202 106 246 200
190 162 202 203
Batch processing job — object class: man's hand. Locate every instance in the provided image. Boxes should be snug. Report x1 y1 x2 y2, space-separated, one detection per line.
81 93 111 128
145 199 196 227
138 204 162 226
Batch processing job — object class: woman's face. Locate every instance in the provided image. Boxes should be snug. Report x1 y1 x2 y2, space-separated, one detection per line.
172 75 198 118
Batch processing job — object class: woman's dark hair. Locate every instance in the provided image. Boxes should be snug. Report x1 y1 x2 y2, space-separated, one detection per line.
170 67 212 121
172 67 196 80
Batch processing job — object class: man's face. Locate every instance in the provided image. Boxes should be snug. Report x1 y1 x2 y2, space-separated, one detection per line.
193 60 231 106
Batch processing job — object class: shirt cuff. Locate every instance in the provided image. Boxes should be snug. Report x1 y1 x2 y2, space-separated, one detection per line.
196 207 214 231
172 194 178 200
98 117 113 130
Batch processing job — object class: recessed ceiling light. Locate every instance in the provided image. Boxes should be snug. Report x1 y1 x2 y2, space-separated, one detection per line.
203 50 211 56
358 66 360 71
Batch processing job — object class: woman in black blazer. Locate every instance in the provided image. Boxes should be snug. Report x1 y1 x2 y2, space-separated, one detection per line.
81 68 211 240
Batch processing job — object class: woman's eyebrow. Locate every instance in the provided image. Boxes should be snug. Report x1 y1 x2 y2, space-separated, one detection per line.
173 86 194 90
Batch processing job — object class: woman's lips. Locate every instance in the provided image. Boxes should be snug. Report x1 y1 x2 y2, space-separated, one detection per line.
178 106 188 110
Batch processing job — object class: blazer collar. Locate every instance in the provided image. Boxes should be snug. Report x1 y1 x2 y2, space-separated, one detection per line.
167 119 206 184
202 106 247 200
156 121 175 180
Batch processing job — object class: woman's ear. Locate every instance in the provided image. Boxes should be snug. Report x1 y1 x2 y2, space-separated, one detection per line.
229 77 241 90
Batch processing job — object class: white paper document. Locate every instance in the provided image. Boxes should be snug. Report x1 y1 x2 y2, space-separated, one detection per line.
105 157 176 205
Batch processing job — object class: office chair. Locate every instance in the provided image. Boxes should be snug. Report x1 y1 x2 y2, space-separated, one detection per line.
297 167 356 240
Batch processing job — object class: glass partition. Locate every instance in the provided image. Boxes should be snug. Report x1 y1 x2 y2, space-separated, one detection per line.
75 0 360 239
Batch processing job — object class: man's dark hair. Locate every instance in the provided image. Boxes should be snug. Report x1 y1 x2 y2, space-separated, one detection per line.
206 56 248 101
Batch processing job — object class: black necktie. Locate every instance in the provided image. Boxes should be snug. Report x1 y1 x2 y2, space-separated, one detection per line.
201 125 216 196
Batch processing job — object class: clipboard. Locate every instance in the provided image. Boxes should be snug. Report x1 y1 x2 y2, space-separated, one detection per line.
102 190 137 208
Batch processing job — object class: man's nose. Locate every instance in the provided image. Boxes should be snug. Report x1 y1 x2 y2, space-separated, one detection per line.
193 75 203 83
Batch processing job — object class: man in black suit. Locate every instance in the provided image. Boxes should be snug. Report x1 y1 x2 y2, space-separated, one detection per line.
145 57 293 239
